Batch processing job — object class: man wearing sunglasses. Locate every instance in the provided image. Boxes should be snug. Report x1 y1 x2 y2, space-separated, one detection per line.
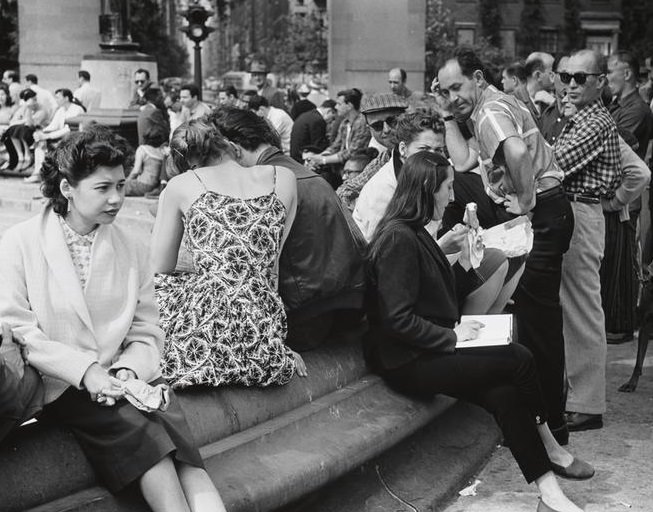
436 46 574 446
554 49 623 433
129 69 153 108
336 93 408 211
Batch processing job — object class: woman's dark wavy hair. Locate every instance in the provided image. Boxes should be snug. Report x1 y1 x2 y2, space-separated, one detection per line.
40 129 125 215
368 151 451 261
169 119 232 173
206 106 281 151
395 112 444 147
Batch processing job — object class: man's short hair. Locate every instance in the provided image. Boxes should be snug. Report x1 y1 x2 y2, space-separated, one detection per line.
4 70 19 82
336 88 363 111
78 70 91 81
248 95 269 111
453 46 489 80
180 83 200 99
220 85 238 97
390 68 407 82
505 61 527 82
524 58 546 78
571 49 607 74
552 54 568 73
19 89 36 101
207 106 281 151
321 99 337 110
612 51 639 82
134 68 150 79
24 74 38 84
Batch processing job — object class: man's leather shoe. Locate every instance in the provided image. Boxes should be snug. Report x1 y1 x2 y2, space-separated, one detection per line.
566 412 603 432
607 332 634 344
550 456 595 480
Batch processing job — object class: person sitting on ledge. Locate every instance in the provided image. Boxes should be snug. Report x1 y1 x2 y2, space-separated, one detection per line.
151 120 307 387
0 322 43 444
0 129 226 512
208 107 367 352
354 112 519 316
364 151 593 512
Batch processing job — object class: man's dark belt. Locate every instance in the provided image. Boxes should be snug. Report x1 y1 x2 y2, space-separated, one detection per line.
565 192 600 204
536 184 564 199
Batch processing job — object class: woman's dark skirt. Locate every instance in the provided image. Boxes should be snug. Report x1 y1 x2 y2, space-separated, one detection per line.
42 377 204 493
600 210 639 334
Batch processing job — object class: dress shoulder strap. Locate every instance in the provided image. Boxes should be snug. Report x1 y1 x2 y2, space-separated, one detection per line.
272 165 277 192
191 169 207 190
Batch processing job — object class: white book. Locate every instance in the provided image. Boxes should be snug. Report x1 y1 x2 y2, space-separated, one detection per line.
456 314 513 348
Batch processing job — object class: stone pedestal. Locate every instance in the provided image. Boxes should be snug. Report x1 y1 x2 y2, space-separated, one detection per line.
81 52 157 109
18 0 102 91
328 0 426 95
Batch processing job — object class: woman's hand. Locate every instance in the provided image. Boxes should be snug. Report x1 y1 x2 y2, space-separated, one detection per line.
454 320 485 342
437 224 469 254
292 351 308 377
82 363 124 406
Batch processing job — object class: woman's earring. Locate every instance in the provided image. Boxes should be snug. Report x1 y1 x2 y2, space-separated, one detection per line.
66 196 72 213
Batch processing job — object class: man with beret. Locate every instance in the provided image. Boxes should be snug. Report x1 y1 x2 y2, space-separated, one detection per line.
336 93 408 211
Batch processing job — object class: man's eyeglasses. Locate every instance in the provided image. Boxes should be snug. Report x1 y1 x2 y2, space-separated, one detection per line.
558 72 602 85
368 115 398 132
135 79 146 85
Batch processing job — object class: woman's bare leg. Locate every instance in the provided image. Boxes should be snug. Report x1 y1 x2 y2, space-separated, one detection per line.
487 261 525 314
177 463 227 512
461 261 509 315
139 456 191 512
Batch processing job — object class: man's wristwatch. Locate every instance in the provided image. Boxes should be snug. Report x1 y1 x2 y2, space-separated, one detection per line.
443 115 455 122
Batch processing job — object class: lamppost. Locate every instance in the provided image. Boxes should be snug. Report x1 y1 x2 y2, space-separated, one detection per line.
179 0 215 100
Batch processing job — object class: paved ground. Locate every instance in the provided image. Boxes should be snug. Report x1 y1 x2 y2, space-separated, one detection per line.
442 341 653 512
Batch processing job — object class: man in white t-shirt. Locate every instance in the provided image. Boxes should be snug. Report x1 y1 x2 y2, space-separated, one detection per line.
249 95 293 155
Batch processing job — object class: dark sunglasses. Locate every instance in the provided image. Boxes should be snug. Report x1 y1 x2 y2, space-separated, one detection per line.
135 79 146 85
368 115 398 132
558 72 602 85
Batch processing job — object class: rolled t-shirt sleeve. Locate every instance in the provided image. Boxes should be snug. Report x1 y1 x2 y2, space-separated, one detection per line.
477 106 521 161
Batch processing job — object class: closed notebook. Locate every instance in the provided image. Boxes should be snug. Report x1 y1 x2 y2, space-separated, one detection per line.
456 314 512 348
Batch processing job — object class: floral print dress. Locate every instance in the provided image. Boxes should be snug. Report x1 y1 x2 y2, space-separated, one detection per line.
154 169 296 389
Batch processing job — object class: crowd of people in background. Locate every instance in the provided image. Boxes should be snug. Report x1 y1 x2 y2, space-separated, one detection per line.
1 44 653 512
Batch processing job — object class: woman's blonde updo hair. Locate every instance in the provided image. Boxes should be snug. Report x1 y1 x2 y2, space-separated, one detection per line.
169 120 232 174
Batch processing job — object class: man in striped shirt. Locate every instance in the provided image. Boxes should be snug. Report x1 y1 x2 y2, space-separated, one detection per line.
437 47 574 445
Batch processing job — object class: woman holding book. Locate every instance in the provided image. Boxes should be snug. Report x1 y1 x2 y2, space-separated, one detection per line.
364 151 591 512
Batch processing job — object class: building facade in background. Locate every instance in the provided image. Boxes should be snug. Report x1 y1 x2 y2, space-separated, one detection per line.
445 0 622 57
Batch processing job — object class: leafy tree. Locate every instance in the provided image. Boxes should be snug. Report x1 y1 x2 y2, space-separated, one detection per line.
516 0 544 57
479 0 502 48
0 0 18 72
130 0 189 79
425 0 456 83
562 0 582 52
620 0 653 63
259 12 328 80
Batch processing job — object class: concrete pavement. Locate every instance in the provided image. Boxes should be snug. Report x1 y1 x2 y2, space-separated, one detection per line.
442 341 653 512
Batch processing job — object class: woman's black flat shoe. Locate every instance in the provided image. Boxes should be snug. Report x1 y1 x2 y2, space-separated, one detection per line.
550 457 595 480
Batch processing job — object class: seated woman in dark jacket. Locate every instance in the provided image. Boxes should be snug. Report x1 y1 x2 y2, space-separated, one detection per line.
364 151 590 512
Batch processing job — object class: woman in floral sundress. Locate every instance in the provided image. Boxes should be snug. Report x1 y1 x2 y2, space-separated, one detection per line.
151 120 307 389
